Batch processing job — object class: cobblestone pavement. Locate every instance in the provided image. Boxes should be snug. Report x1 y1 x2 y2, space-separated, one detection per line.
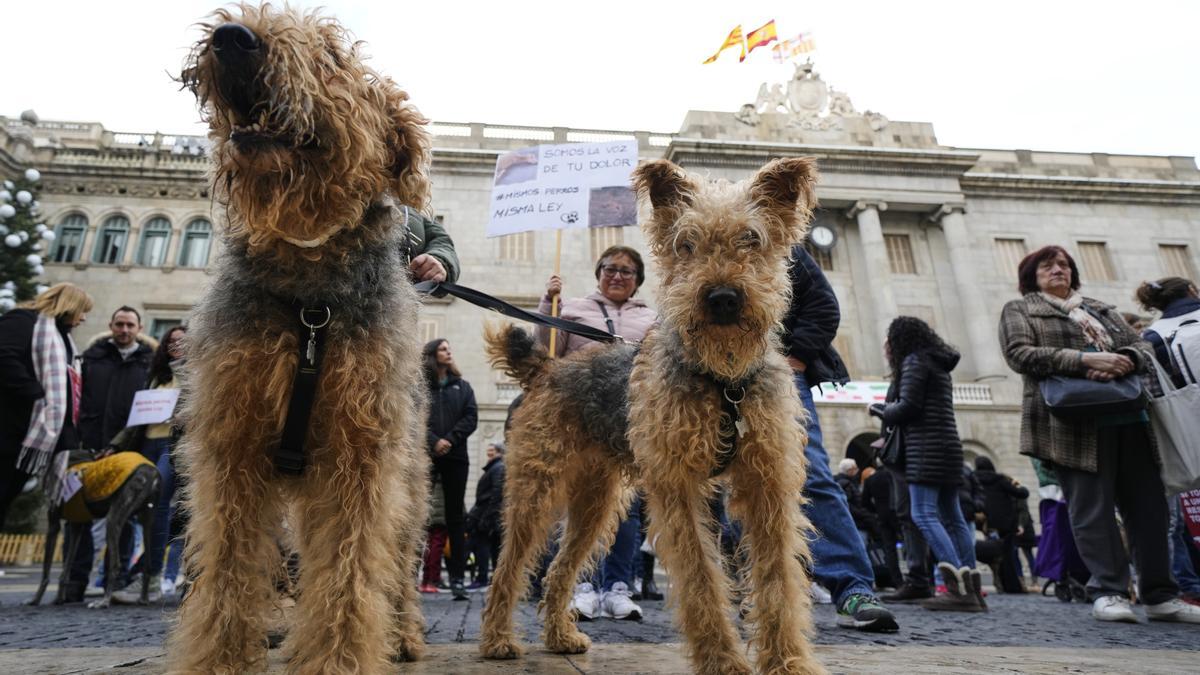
1 566 1197 672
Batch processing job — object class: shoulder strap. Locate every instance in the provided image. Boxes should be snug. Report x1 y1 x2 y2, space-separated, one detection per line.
594 300 616 336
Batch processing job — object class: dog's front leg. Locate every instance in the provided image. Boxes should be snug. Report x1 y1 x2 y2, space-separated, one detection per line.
728 422 825 675
286 452 401 675
166 440 281 674
642 467 750 675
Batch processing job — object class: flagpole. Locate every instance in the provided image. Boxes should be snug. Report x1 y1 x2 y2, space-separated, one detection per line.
548 229 563 358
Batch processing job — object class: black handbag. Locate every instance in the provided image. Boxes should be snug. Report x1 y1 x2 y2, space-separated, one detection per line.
879 426 904 468
1039 374 1148 420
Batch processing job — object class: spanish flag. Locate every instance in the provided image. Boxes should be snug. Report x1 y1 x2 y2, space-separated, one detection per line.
742 20 778 62
702 25 745 64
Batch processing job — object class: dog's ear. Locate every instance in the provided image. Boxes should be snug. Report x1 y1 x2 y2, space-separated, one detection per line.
384 85 433 211
633 159 696 246
748 157 819 245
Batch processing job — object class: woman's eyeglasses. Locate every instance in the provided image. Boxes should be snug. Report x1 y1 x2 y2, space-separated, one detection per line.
600 265 636 279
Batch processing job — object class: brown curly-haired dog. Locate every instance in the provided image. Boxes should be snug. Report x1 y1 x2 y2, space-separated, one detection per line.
167 4 431 673
480 158 826 674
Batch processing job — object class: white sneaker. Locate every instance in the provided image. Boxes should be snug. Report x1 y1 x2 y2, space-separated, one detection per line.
810 582 833 605
111 574 163 605
1092 595 1138 623
161 577 176 595
601 582 642 620
1145 598 1200 624
569 582 601 621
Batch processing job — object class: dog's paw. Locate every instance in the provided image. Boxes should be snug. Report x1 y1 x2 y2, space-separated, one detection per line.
391 633 425 662
479 638 524 660
545 629 591 655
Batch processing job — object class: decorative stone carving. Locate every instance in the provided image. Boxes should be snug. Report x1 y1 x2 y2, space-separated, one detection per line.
737 61 890 132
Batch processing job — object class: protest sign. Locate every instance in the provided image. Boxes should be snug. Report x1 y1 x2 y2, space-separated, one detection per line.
485 139 639 237
1182 489 1200 549
126 388 181 427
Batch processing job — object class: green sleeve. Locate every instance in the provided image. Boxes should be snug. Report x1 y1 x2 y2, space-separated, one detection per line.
419 213 461 284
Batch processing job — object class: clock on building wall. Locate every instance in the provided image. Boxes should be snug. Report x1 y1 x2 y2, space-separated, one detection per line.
809 224 837 251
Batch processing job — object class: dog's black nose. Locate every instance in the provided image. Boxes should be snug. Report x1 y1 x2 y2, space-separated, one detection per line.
706 286 744 325
212 23 261 58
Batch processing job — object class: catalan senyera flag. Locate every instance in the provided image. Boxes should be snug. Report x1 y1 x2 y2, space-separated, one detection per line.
772 32 817 63
702 25 745 64
742 20 778 61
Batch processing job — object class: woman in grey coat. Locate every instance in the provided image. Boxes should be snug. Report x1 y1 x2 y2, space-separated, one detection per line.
998 244 1198 624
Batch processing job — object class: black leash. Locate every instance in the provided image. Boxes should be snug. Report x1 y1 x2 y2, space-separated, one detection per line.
275 305 331 476
413 280 621 344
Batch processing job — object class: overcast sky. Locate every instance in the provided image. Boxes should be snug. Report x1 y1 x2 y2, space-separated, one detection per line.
3 0 1197 160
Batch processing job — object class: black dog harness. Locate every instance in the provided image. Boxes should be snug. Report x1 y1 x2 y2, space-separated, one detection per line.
704 368 762 478
275 305 331 475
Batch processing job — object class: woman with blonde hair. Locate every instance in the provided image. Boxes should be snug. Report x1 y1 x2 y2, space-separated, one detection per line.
0 282 93 527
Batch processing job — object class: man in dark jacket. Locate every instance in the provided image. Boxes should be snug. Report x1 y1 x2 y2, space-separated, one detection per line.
975 456 1030 593
66 306 154 599
79 307 154 452
467 442 506 589
783 246 898 632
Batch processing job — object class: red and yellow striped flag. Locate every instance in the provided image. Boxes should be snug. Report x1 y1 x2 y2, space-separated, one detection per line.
702 25 745 64
742 20 778 61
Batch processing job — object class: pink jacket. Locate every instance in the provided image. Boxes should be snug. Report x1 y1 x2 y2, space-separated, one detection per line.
536 291 657 357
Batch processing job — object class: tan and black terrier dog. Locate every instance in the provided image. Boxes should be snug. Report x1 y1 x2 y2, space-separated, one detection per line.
481 158 826 674
168 4 431 673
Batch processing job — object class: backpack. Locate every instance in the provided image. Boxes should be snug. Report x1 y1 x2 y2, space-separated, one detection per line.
1149 310 1200 385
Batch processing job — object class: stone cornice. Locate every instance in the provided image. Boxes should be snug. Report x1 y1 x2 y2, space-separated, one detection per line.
961 172 1200 205
666 137 981 178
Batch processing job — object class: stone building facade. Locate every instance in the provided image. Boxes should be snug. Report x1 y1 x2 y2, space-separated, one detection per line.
4 65 1199 497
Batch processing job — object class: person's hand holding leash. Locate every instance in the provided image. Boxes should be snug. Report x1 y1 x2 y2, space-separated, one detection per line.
410 254 447 282
434 438 451 457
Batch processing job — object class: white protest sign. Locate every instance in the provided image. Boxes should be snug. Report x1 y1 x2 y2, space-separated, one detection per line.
126 388 181 427
485 139 639 237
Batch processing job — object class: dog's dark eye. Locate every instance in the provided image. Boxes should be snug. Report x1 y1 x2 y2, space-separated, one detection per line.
738 231 762 250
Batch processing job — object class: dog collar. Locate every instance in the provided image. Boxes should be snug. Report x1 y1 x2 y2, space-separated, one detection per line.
281 223 345 248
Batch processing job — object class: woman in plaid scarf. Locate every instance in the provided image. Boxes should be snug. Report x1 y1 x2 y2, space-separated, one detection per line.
0 283 92 528
999 245 1199 625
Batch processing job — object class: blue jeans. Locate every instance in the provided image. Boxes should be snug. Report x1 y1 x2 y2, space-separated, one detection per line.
596 496 642 592
141 437 176 577
908 483 976 569
794 372 876 607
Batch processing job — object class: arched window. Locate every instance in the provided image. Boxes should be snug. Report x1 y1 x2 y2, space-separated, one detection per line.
178 219 212 268
136 217 172 266
52 214 87 263
92 215 130 264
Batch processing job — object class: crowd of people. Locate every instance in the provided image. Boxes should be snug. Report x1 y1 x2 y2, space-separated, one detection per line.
1 239 1198 633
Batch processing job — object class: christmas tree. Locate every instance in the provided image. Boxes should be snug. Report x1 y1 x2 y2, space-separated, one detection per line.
0 168 53 312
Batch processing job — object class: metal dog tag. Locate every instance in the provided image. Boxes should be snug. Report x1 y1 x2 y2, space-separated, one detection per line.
735 417 749 438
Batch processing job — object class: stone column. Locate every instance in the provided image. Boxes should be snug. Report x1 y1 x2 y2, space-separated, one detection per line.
931 204 1006 378
846 199 896 375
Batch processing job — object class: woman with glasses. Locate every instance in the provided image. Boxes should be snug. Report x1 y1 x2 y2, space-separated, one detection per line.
538 245 656 357
535 245 658 620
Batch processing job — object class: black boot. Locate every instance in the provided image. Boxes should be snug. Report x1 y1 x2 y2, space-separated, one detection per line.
640 552 663 601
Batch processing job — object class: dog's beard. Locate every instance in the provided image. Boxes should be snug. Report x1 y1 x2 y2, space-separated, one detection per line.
681 315 771 381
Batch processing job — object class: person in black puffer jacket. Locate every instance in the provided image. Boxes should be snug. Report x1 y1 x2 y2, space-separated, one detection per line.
423 338 478 600
870 316 982 612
